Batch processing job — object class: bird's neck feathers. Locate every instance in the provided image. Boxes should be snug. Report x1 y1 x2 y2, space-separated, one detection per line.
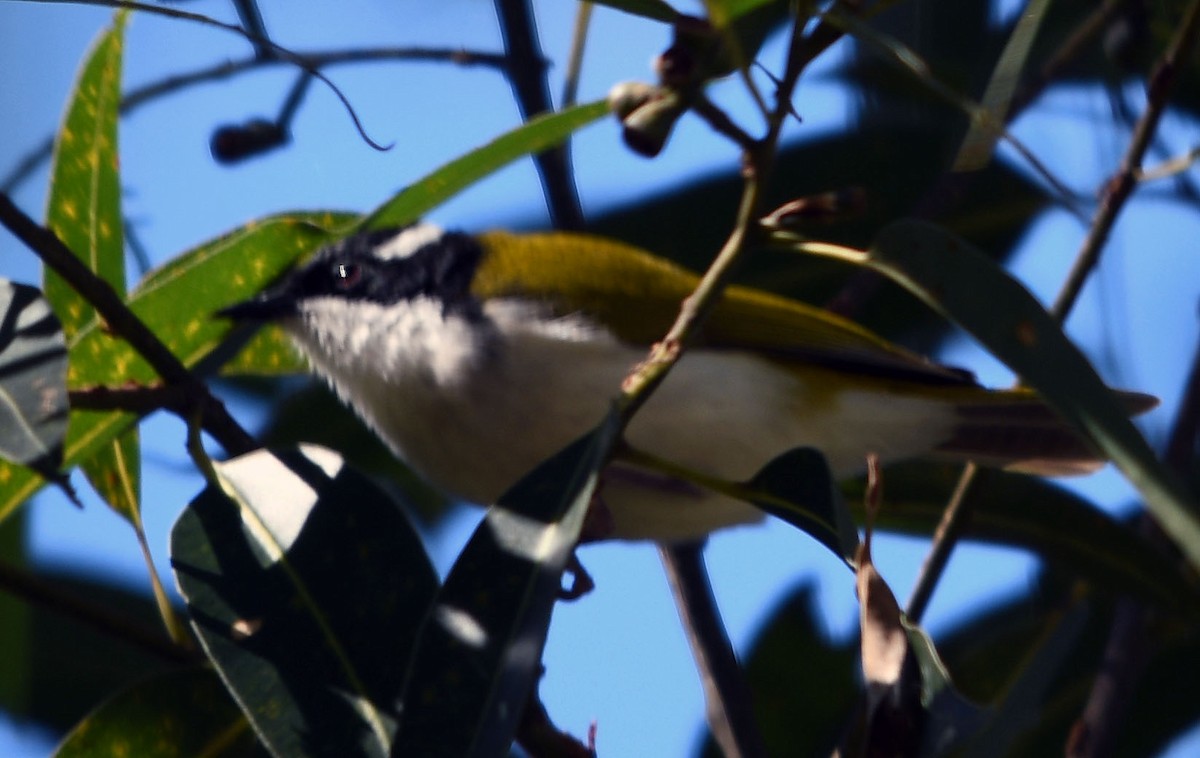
287 294 494 395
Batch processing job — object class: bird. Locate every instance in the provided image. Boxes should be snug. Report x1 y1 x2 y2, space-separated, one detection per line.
219 224 1153 543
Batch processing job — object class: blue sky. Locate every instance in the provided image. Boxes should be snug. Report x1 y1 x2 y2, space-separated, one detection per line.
2 2 1199 756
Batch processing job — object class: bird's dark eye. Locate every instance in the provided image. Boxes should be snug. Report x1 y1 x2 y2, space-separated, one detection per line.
333 262 362 291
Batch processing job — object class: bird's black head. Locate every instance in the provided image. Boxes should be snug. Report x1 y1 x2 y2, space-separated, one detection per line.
218 224 485 322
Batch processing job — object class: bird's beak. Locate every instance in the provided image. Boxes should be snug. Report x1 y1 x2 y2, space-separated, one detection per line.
216 290 297 322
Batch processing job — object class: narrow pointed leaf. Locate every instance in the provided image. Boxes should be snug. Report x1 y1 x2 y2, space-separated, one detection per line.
791 219 1200 571
877 220 1200 571
744 447 859 565
954 0 1053 171
582 0 679 23
394 409 622 757
43 11 126 339
172 445 436 758
362 100 609 231
55 666 260 758
0 281 68 477
903 620 989 756
42 11 137 520
0 213 348 524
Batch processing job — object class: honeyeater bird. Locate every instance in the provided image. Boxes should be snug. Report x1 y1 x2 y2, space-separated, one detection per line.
219 225 1152 542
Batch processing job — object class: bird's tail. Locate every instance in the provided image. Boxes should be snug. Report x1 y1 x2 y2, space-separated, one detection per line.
933 388 1158 476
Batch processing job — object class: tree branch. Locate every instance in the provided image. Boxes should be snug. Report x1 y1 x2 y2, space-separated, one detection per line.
3 45 510 193
1052 0 1200 320
0 193 257 457
661 542 766 758
611 10 837 755
493 0 585 230
855 0 1200 626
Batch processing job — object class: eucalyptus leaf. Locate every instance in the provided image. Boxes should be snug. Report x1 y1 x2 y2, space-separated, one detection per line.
744 447 859 566
56 666 261 758
849 532 987 756
361 100 609 231
586 0 679 23
874 220 1200 570
393 408 621 757
953 0 1053 171
42 10 139 520
171 445 436 758
0 213 349 523
0 280 68 476
789 219 1200 571
903 619 989 757
703 583 857 757
43 11 126 342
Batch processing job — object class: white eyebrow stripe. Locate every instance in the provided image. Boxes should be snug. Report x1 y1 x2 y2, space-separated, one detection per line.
374 223 445 260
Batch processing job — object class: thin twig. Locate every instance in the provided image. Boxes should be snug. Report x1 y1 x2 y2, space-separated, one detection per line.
1052 0 1200 320
231 0 272 61
493 0 585 230
3 45 509 193
904 463 979 622
660 543 767 758
612 11 828 754
844 0 1192 619
1061 4 1200 752
0 193 257 457
561 2 593 109
692 93 759 151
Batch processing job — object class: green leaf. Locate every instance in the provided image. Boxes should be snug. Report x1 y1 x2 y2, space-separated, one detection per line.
43 11 126 340
55 667 260 758
394 409 622 756
953 0 1053 171
0 281 68 477
361 100 609 230
842 463 1200 616
586 0 679 23
902 619 989 756
0 213 348 524
128 211 353 376
42 11 137 520
172 445 436 758
743 447 859 566
792 219 1200 572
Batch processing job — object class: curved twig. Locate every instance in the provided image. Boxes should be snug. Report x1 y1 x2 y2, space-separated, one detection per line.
3 8 509 192
0 193 257 458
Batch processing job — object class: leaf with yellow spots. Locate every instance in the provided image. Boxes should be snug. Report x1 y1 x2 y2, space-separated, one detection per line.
44 11 127 342
0 213 350 524
56 666 256 757
41 11 141 522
